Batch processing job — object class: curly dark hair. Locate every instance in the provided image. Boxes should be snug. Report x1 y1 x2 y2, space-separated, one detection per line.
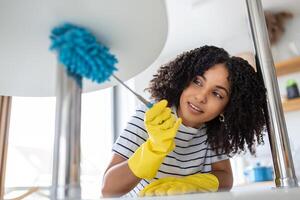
146 45 267 155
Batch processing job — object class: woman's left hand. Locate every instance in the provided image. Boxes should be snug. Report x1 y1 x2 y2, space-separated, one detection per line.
139 173 219 197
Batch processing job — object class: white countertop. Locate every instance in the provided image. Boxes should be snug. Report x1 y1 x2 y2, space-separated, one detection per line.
135 186 300 200
4 182 300 200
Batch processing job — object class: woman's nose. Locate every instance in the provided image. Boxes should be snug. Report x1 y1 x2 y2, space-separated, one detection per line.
195 92 207 104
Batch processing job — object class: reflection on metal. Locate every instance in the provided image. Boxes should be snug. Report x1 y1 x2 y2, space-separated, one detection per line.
0 96 12 199
112 86 121 143
51 64 82 199
246 0 298 188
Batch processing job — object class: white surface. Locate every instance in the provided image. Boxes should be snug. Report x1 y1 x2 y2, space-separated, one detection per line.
0 0 168 96
262 0 300 14
5 185 300 200
114 186 300 200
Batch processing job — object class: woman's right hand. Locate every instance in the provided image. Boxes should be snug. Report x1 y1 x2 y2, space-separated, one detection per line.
144 100 182 153
128 100 181 179
102 100 182 196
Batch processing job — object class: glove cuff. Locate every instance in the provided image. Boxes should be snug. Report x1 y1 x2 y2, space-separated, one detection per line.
148 138 175 153
128 140 168 179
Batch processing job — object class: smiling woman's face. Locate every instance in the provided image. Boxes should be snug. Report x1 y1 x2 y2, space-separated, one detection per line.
177 64 230 128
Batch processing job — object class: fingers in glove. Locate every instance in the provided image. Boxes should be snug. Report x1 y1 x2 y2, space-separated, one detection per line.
145 100 168 122
156 117 181 141
150 107 172 125
155 184 171 196
139 177 176 197
185 174 219 192
139 179 165 197
166 182 185 195
168 118 182 138
160 115 176 130
143 184 164 197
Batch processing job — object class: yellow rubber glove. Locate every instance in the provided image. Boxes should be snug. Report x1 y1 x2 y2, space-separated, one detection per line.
128 100 182 179
139 173 219 197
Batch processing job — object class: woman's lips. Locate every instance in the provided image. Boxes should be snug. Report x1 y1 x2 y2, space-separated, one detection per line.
188 102 204 114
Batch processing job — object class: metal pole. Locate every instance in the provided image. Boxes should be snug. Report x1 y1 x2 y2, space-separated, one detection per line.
51 63 82 199
0 96 12 199
246 0 298 188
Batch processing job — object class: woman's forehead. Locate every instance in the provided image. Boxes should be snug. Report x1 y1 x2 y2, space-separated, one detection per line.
198 64 230 88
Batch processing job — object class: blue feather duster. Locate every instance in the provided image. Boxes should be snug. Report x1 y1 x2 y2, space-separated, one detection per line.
50 23 118 87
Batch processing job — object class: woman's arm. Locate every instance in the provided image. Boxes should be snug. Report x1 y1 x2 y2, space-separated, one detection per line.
102 100 181 197
101 153 141 197
211 159 233 191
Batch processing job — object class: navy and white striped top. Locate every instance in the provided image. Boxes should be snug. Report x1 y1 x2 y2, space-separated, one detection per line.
112 103 229 197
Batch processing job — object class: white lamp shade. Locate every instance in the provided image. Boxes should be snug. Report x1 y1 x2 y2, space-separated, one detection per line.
0 0 168 97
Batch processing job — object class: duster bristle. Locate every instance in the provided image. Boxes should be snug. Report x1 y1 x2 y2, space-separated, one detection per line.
50 23 118 86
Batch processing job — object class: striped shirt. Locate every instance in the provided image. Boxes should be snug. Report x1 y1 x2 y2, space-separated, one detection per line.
112 103 229 197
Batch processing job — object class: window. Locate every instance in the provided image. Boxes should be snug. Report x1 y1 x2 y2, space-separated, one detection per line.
5 87 113 199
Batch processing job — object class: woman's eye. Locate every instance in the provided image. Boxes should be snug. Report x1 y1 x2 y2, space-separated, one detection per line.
213 91 224 99
193 79 203 87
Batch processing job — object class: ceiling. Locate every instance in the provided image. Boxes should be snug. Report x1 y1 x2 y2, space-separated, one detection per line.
262 0 300 14
157 0 299 61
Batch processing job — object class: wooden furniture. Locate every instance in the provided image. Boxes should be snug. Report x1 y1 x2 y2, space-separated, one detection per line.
275 56 300 112
275 56 300 76
282 97 300 112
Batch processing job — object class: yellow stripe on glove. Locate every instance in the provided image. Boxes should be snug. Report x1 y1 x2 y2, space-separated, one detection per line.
139 173 219 197
128 100 182 179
